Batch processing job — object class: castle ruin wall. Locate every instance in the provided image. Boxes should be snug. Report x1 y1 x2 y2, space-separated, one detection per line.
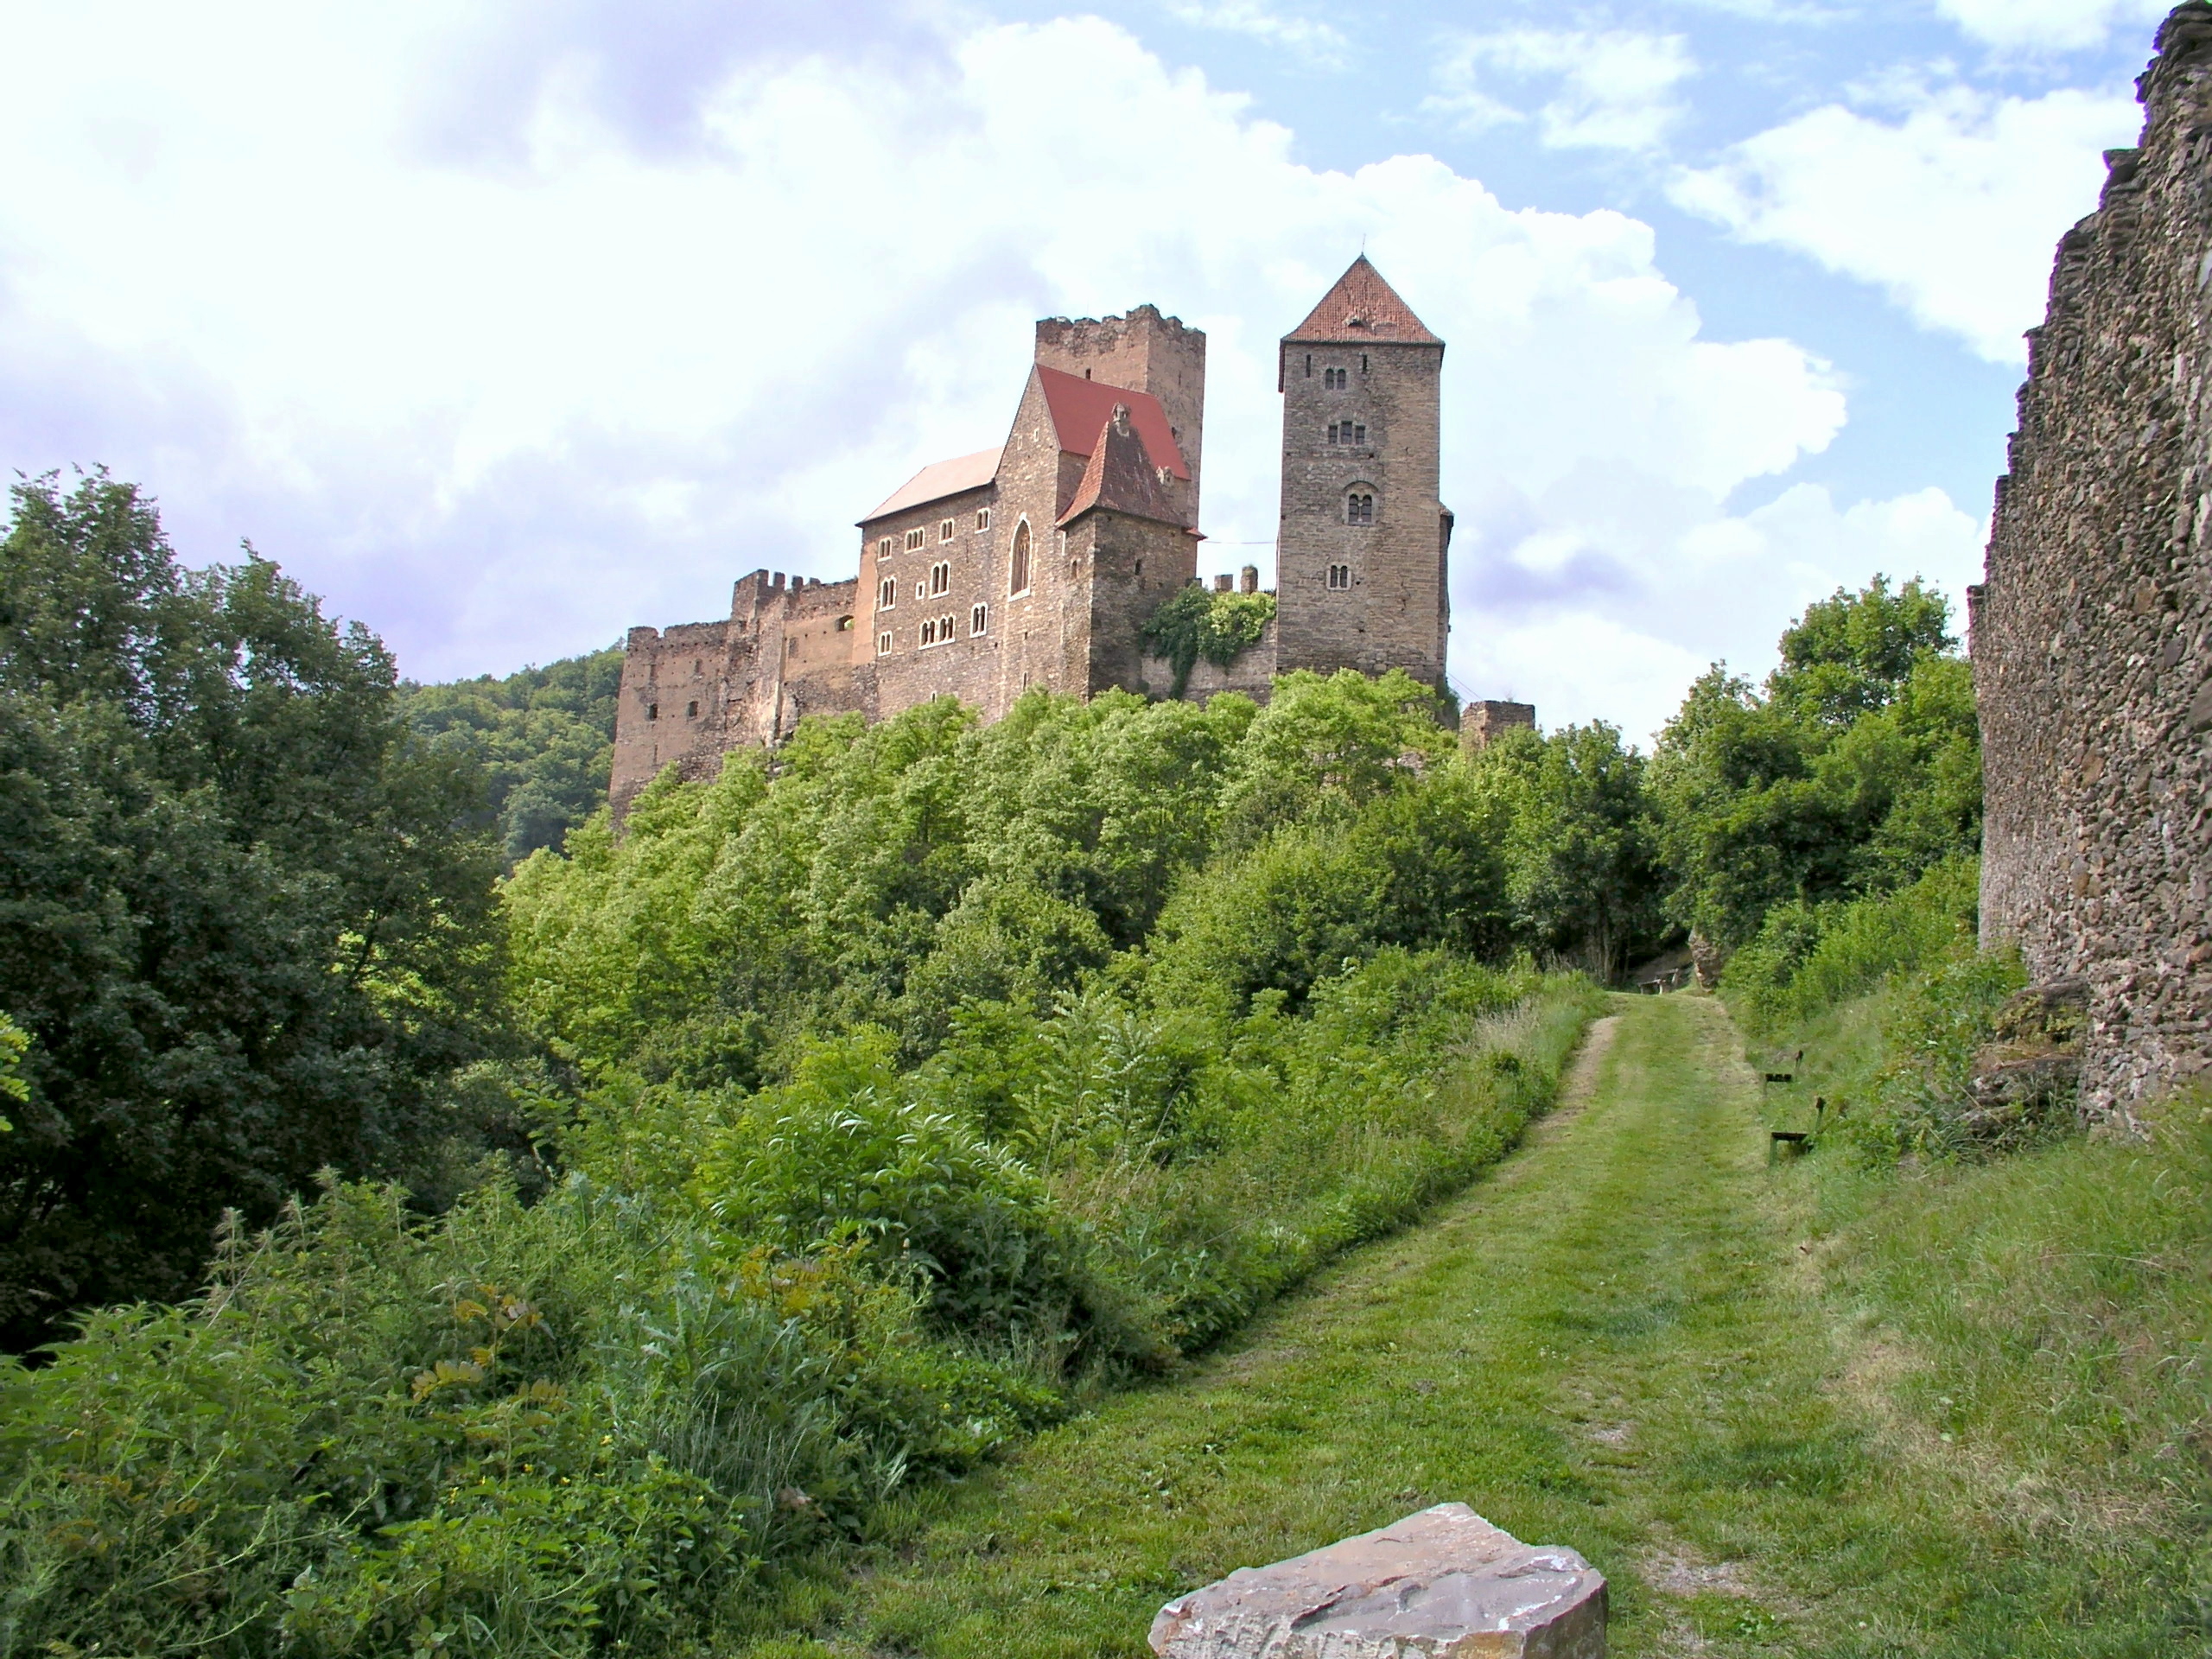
1976 1 2212 1127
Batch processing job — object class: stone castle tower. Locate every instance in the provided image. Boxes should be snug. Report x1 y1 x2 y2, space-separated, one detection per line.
1274 257 1451 690
607 260 1476 819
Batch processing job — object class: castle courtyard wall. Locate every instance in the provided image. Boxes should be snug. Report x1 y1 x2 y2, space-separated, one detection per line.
1976 1 2212 1127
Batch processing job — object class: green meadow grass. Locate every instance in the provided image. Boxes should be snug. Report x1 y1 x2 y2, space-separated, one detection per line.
727 994 2212 1658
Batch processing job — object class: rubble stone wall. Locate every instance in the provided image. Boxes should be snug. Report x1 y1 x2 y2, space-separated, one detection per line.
1976 1 2212 1127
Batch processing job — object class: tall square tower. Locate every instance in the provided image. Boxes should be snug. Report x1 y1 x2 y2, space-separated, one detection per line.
1274 257 1451 691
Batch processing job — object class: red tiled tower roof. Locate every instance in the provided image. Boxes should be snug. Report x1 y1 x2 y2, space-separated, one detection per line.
1283 256 1441 346
1034 365 1189 479
1058 405 1187 527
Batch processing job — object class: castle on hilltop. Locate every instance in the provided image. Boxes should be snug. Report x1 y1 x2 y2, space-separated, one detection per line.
609 257 1468 818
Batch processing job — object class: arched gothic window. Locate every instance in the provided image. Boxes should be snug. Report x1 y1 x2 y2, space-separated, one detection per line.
1346 492 1376 526
1010 520 1032 595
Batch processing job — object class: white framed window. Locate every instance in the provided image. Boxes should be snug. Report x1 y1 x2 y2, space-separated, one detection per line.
919 618 937 646
878 577 896 609
939 518 956 543
1346 492 1376 526
876 537 893 561
976 507 991 531
940 613 956 641
915 580 925 600
930 560 950 596
1009 519 1032 595
876 630 893 656
1327 563 1351 590
970 601 988 635
905 526 926 551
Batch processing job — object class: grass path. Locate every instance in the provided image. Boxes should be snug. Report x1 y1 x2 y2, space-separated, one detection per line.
747 994 2024 1657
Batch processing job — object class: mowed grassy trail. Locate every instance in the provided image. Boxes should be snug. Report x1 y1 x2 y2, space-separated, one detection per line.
741 995 2084 1659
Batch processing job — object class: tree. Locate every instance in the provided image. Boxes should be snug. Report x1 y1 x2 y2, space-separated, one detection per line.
1473 723 1666 982
0 473 506 1348
1649 575 1980 952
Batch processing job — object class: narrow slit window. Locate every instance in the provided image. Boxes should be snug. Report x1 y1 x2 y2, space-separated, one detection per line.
686 700 699 717
646 702 659 721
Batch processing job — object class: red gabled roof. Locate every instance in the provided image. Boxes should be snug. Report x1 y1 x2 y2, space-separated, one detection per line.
1283 255 1440 346
859 446 1002 525
1034 365 1188 479
1059 406 1187 527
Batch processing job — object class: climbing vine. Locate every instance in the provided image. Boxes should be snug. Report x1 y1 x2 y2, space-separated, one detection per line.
1141 585 1277 697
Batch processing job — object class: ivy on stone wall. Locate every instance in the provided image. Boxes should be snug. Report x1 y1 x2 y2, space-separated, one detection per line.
1141 584 1278 697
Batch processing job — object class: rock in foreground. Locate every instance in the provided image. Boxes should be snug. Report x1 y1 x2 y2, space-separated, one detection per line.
1149 1503 1605 1657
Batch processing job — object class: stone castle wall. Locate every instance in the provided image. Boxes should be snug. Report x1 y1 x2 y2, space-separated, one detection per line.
1976 1 2212 1127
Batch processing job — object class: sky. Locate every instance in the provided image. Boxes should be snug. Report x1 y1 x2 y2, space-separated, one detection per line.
0 0 2174 740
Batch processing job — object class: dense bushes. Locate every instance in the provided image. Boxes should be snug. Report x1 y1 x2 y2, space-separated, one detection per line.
0 957 1598 1655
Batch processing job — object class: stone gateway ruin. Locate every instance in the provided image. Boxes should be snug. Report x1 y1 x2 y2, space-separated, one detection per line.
1975 3 2212 1128
609 258 1483 819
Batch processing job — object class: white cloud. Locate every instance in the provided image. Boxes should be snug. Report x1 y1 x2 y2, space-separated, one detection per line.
1936 0 2167 54
1671 82 2142 362
1165 1 1347 65
1426 28 1696 152
0 4 1958 737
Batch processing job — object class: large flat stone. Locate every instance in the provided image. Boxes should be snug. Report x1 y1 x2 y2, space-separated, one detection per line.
1149 1503 1605 1657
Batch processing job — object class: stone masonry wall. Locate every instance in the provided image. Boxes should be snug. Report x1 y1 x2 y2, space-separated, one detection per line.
1977 1 2212 1127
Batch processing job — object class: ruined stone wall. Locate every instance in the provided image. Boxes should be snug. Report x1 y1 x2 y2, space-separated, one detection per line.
1274 340 1450 690
609 569 868 819
1976 1 2212 1127
1461 700 1535 753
